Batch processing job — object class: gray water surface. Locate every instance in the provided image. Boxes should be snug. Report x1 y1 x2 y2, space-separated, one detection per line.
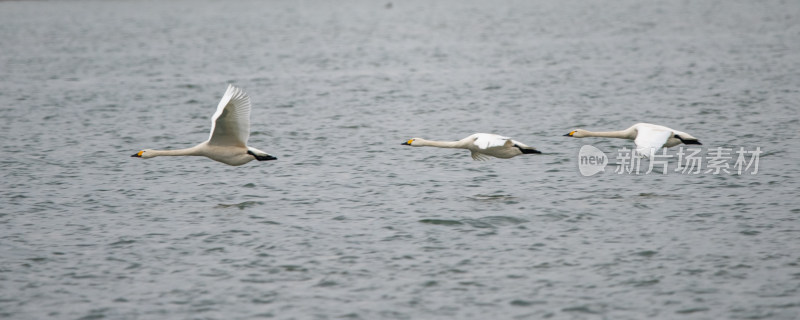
2 0 800 319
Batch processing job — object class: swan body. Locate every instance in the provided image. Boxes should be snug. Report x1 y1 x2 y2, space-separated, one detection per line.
132 84 276 166
564 123 701 156
401 133 541 160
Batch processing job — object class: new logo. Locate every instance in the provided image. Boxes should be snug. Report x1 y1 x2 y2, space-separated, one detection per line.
578 145 608 176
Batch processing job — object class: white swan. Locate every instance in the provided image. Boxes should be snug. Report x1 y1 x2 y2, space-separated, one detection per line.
132 84 276 166
401 133 541 160
564 123 701 156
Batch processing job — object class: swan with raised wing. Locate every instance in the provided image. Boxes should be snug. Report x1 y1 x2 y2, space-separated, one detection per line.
131 84 276 166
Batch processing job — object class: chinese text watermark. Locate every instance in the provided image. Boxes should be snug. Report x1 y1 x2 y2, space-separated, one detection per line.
577 146 761 176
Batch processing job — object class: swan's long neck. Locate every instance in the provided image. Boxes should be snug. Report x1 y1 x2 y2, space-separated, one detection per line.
418 139 467 149
150 145 204 157
581 129 636 140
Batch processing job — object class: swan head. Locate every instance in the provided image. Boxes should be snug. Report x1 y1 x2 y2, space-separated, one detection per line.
564 129 589 138
401 138 424 146
131 149 156 159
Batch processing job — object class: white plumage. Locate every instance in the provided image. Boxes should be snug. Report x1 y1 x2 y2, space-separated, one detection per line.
208 85 251 147
565 123 702 156
402 133 541 160
132 84 276 166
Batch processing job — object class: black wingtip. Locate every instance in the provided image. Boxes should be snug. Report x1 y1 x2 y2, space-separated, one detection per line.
248 150 277 161
675 134 702 145
255 155 277 161
515 145 542 154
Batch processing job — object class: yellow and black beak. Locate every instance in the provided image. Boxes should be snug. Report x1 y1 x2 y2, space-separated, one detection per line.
401 139 413 145
564 131 576 137
131 150 144 157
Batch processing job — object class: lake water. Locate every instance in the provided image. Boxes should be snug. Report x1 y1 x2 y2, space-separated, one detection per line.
2 0 799 319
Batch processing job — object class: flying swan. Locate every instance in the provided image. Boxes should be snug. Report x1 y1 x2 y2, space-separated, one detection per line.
401 133 541 160
564 123 701 156
131 84 277 166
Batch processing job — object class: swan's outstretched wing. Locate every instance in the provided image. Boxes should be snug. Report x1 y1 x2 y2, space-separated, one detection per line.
208 84 251 147
470 151 492 161
634 125 671 157
472 133 512 150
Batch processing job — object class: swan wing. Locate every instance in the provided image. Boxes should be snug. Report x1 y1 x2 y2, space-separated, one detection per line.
470 151 492 161
633 125 671 156
472 133 512 150
208 84 251 147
